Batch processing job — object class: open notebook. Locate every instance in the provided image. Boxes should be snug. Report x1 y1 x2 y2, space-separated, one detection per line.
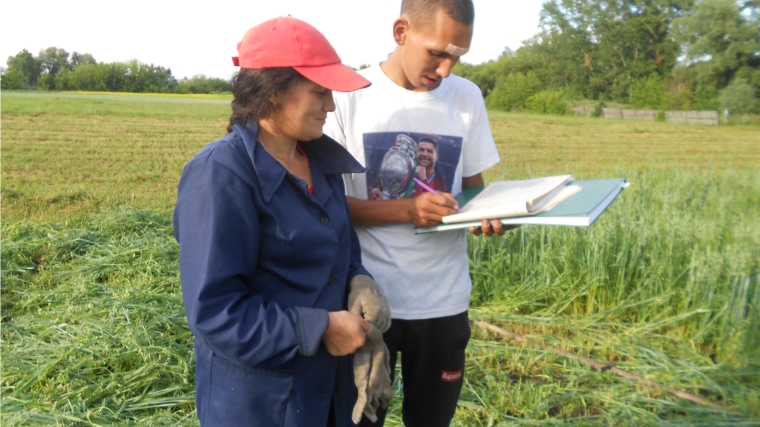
441 175 581 224
415 178 628 234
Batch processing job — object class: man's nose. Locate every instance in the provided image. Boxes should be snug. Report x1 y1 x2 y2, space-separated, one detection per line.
437 57 456 79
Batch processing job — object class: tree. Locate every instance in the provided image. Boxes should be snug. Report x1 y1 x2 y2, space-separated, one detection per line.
486 72 543 111
176 75 229 94
630 74 667 108
720 77 757 115
673 0 760 89
524 89 568 114
37 47 71 76
534 0 686 101
5 49 40 87
70 52 97 68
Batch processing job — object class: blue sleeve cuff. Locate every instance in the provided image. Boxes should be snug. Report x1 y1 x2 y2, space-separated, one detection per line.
294 307 329 357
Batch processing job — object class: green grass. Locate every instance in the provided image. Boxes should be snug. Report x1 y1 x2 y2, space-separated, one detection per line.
2 92 759 426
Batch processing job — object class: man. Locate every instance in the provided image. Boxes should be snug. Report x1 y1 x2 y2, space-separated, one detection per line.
411 136 447 197
324 0 512 425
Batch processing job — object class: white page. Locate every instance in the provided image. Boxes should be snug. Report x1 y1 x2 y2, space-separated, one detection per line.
442 175 572 224
442 201 530 224
531 185 582 213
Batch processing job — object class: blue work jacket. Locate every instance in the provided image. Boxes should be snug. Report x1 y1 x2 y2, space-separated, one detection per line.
173 122 370 427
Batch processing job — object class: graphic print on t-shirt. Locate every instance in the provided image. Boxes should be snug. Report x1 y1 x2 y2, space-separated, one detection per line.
363 132 463 200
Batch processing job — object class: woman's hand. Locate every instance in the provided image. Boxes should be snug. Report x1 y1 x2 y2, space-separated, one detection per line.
323 311 371 356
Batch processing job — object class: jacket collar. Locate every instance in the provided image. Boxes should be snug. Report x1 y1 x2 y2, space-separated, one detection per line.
233 122 364 203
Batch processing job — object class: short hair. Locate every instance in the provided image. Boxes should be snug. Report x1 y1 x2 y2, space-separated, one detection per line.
401 0 475 26
418 136 439 152
227 68 305 133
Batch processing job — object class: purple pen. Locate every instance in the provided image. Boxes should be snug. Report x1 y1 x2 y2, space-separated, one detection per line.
413 177 463 212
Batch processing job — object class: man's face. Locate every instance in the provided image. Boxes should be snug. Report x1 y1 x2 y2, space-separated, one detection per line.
416 141 438 169
399 9 473 91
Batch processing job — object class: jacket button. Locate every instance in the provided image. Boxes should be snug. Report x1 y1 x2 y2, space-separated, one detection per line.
328 277 336 286
321 215 329 224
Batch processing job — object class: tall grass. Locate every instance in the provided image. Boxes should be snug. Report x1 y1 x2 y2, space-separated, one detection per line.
3 168 758 425
458 167 760 425
2 92 759 425
2 211 195 425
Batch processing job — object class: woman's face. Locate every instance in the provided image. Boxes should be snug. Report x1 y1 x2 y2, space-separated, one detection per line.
273 79 335 142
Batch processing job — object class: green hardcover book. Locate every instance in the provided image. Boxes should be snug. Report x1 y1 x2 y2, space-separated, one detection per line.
416 179 628 234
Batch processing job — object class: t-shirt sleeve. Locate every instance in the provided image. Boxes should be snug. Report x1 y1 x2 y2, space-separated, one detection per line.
462 88 500 178
324 92 347 147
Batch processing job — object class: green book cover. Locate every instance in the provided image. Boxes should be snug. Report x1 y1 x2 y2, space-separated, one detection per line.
416 178 627 234
454 180 624 217
535 179 626 217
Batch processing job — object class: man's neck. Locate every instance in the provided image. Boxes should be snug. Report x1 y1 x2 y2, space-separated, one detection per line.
380 50 430 93
424 167 435 180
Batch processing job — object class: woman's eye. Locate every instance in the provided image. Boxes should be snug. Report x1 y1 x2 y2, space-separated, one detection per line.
430 51 443 57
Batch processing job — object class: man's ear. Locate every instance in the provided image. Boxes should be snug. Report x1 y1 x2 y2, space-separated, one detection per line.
393 16 410 46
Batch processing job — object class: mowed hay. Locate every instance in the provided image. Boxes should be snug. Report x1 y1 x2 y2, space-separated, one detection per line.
1 92 230 222
2 93 760 425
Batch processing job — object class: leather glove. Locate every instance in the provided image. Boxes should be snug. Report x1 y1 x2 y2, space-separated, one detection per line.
352 325 393 424
348 275 391 333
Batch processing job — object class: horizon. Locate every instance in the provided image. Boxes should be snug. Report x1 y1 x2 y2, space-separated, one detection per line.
0 0 544 80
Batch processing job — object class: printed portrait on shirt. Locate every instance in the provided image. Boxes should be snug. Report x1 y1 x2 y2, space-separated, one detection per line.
363 132 462 200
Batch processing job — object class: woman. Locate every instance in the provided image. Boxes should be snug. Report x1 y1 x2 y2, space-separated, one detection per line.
173 17 390 426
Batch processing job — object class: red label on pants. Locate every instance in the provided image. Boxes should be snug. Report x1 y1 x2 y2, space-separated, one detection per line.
441 370 462 382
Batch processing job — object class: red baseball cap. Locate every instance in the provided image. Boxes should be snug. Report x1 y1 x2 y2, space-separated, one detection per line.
233 16 371 92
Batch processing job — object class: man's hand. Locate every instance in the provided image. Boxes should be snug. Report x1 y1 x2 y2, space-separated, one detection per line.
469 220 520 236
322 311 371 356
415 165 427 181
369 187 383 200
407 192 459 228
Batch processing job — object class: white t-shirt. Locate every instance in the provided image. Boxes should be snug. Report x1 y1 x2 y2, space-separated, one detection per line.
324 64 500 320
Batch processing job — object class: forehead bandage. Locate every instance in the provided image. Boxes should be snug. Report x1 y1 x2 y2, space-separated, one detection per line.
445 43 469 56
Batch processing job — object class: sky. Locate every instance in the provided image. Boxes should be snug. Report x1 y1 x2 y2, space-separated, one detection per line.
0 0 545 80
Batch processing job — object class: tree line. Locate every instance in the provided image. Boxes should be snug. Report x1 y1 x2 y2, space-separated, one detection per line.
2 0 758 113
453 0 759 115
1 47 229 94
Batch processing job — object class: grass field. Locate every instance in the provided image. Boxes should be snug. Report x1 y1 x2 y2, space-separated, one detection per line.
2 91 759 426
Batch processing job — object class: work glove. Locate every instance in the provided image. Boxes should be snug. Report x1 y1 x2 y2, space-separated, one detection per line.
348 275 391 333
352 325 393 424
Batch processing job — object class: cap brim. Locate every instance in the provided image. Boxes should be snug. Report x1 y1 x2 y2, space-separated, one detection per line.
294 62 371 92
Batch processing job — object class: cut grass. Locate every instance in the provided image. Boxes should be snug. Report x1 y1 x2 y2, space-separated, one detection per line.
2 92 759 426
3 93 759 221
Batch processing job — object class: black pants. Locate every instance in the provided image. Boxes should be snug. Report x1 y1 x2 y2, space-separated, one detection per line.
359 312 471 427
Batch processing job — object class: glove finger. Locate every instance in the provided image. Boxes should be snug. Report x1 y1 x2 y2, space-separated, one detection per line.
364 382 383 421
352 349 371 424
377 311 392 333
347 293 363 316
362 405 378 424
380 343 394 407
364 396 380 422
367 342 387 390
352 388 368 424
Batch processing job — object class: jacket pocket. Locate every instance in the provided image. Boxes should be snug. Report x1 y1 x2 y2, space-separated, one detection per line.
205 354 293 427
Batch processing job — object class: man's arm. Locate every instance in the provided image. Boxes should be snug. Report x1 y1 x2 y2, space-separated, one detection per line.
346 192 459 228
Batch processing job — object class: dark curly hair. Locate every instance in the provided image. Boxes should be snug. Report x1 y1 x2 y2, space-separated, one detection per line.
227 68 305 133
